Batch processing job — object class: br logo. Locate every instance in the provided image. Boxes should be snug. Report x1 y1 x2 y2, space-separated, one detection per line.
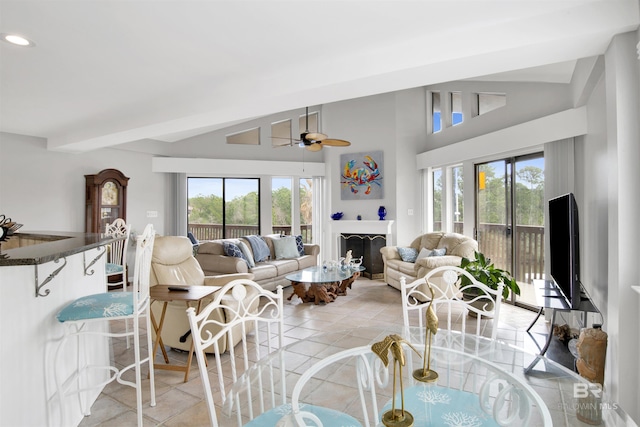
574 383 602 398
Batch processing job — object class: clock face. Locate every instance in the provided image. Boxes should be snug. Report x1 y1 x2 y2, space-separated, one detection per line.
101 181 118 205
0 227 6 241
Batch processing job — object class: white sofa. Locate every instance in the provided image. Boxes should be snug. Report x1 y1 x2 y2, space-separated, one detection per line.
380 232 478 291
195 234 319 291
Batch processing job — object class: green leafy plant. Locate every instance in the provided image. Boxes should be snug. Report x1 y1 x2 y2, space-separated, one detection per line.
459 251 520 300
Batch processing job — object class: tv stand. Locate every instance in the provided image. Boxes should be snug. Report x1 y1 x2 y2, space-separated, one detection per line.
524 279 598 374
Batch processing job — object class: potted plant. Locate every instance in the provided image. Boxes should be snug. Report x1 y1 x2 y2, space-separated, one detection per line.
459 251 520 313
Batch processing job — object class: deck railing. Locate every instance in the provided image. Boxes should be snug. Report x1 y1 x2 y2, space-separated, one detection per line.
190 221 544 281
188 223 313 243
433 222 545 283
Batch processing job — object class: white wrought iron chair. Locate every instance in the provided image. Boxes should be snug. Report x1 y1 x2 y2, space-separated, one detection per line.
104 218 131 292
401 266 504 345
186 279 285 427
396 267 540 425
54 224 156 427
289 345 391 427
105 218 131 346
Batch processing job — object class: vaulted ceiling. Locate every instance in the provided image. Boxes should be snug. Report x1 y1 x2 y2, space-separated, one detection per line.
1 1 638 153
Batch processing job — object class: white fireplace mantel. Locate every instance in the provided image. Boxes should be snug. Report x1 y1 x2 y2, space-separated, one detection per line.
328 220 395 260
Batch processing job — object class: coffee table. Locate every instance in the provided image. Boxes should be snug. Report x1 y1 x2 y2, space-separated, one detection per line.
286 265 365 304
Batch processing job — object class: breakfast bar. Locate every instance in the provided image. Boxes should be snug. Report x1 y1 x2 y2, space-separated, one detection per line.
0 231 122 427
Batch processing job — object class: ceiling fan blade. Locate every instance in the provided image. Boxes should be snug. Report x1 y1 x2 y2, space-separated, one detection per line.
306 132 327 142
321 139 351 147
306 143 323 152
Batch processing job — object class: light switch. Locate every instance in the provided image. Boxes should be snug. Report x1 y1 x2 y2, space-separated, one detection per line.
408 209 414 216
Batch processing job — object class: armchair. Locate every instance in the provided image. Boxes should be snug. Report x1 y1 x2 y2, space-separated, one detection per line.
149 235 254 353
380 232 477 294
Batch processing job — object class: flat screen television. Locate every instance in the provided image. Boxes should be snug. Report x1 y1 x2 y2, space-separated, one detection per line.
548 193 581 309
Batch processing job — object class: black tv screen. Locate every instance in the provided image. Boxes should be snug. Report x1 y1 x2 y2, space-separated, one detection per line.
549 193 581 309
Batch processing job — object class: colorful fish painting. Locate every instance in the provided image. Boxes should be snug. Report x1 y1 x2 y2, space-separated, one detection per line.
340 151 383 200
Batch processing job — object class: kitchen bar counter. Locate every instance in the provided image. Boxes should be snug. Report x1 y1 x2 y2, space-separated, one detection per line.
0 231 120 266
0 231 117 426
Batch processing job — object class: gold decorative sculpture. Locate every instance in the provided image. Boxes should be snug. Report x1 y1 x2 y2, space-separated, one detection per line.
413 280 439 383
372 334 421 427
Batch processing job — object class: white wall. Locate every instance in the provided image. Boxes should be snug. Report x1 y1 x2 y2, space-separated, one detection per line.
0 132 168 236
394 89 427 245
601 31 640 419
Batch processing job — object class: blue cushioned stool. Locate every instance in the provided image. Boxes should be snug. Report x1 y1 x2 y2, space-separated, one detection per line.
54 224 156 427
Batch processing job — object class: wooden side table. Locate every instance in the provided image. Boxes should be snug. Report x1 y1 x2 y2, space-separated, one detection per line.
149 285 217 382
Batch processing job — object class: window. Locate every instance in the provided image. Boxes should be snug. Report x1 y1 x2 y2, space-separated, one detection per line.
272 177 292 235
271 119 292 147
187 177 260 240
430 165 463 233
432 168 442 230
226 127 260 145
451 165 464 233
476 92 506 116
299 178 313 243
431 92 442 133
451 92 463 126
299 111 319 134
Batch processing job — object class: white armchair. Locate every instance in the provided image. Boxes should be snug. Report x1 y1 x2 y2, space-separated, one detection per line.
380 232 477 291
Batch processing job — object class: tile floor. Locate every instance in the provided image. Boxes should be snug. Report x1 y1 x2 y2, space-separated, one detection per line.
79 277 553 427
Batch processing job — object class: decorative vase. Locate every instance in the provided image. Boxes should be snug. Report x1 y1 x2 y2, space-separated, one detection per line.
378 206 387 220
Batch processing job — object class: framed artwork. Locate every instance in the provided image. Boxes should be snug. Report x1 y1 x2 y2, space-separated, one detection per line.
340 150 383 200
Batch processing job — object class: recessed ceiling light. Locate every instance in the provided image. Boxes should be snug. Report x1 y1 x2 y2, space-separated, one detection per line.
1 33 36 47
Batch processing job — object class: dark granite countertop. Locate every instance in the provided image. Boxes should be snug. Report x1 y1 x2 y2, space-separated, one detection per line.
0 231 122 266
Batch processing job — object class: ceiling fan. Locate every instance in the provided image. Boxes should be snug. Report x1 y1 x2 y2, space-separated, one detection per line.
273 107 351 151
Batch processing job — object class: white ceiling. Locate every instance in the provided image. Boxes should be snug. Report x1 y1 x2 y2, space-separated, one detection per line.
1 1 638 153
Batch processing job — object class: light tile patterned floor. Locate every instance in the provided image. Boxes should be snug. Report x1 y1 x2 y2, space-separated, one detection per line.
79 277 552 427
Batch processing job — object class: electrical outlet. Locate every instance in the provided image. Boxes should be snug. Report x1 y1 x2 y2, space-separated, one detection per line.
146 210 158 218
408 209 414 216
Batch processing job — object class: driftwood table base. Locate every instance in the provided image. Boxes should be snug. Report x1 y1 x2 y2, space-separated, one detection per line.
288 272 361 305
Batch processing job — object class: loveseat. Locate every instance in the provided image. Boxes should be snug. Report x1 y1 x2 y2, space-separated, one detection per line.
380 232 478 291
149 235 255 353
196 234 320 291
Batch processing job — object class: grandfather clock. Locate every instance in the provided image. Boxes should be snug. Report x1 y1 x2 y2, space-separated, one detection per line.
85 169 129 233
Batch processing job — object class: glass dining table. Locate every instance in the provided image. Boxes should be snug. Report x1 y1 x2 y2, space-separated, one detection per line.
220 326 630 427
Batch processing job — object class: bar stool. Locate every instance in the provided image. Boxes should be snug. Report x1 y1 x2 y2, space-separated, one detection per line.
104 218 131 347
54 224 156 427
105 218 131 292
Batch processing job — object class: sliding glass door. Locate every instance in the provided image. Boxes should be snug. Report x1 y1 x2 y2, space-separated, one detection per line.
187 177 260 240
475 153 544 306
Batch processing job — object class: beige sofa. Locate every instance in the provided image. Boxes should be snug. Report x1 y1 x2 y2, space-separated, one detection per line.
196 234 320 291
149 235 255 353
381 232 478 291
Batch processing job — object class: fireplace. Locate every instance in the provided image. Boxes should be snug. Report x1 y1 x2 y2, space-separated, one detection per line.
340 234 386 279
328 220 394 280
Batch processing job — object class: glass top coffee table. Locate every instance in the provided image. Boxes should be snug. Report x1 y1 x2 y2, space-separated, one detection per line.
286 265 365 304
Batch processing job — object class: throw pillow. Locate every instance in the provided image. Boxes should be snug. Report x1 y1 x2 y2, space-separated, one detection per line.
429 248 446 257
223 241 249 266
237 240 256 268
294 235 305 256
273 236 300 260
243 235 271 262
416 247 433 261
398 247 419 263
